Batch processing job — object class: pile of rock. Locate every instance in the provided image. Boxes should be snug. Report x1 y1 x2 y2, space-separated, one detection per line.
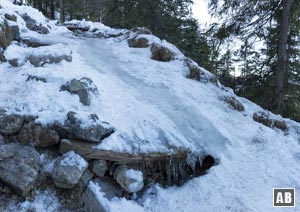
0 108 216 211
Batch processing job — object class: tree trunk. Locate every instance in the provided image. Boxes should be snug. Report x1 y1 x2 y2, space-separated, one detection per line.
50 0 55 19
273 0 293 114
59 0 65 23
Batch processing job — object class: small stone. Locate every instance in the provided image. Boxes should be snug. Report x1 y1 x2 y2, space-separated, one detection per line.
91 160 108 177
114 165 144 193
60 78 97 106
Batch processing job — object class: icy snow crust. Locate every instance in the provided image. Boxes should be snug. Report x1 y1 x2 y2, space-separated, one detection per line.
1 0 300 211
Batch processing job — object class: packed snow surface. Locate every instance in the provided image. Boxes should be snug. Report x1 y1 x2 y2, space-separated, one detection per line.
1 0 300 211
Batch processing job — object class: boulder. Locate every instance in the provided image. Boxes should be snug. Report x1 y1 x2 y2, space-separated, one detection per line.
91 160 108 177
128 37 149 48
28 53 72 67
60 78 98 106
55 112 114 143
114 165 144 193
52 151 88 188
82 180 121 212
19 122 60 147
150 43 174 62
0 113 24 135
21 13 49 34
0 143 40 196
0 20 19 49
223 96 245 112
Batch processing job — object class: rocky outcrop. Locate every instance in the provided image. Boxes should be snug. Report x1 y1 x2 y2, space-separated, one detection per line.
253 112 288 131
60 78 98 106
114 165 144 193
150 43 174 62
55 112 114 143
223 96 245 112
52 151 88 188
128 37 149 48
0 143 40 196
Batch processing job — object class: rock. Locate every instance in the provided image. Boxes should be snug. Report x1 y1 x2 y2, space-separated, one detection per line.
4 14 17 22
91 160 108 177
0 20 19 49
60 78 98 105
253 112 288 131
184 58 218 83
223 96 245 111
253 112 272 127
8 58 19 67
114 165 144 193
22 38 50 48
0 113 24 135
18 121 34 145
131 27 152 35
9 24 20 41
19 122 60 147
40 26 49 34
82 180 121 212
78 169 94 192
55 112 114 143
28 53 72 67
150 43 174 62
274 119 288 131
0 143 40 196
128 37 149 48
26 75 47 83
21 13 49 34
52 151 88 188
33 124 60 147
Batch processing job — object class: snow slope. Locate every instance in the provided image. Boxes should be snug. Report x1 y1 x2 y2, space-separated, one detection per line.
1 1 300 211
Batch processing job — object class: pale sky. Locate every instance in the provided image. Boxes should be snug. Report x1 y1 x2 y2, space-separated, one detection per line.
192 0 212 25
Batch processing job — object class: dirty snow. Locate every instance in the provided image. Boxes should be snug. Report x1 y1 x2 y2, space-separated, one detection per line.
1 0 300 211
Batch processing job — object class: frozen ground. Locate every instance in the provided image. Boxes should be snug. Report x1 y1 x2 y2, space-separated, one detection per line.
1 0 300 211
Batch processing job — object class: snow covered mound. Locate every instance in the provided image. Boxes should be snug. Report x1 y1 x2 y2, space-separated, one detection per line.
1 1 300 211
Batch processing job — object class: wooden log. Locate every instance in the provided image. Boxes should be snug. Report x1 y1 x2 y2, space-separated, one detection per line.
59 139 188 164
